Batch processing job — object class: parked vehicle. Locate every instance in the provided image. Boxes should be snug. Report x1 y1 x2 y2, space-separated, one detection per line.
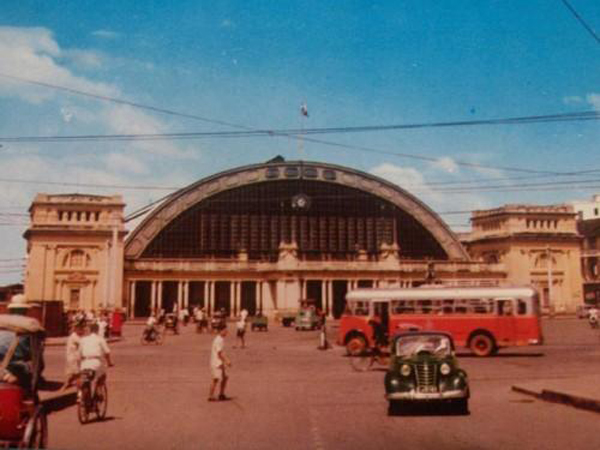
339 286 543 357
0 314 48 448
251 314 268 331
295 308 321 331
385 331 470 416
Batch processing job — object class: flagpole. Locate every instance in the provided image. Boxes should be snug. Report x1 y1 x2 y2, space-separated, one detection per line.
299 102 308 160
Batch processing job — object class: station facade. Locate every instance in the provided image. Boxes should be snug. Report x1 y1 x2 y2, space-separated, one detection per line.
122 160 502 318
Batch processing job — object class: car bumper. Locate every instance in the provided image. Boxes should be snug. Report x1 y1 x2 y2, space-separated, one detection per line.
386 389 467 401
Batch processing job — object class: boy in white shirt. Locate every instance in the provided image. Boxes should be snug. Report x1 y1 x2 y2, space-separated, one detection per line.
208 325 231 402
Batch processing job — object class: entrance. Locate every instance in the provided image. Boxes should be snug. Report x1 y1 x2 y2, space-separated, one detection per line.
134 281 152 317
215 281 231 316
162 281 178 312
189 281 205 309
241 281 257 316
306 280 323 311
332 280 348 319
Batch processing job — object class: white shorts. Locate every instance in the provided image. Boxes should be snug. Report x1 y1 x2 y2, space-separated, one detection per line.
210 365 226 381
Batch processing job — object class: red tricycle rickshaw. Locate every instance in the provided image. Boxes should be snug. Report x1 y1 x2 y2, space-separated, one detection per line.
0 314 48 448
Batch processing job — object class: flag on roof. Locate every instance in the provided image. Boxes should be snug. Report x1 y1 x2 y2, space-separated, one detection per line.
300 102 308 117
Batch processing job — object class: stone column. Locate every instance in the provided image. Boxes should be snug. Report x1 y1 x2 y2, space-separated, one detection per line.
177 281 183 311
256 281 262 313
129 281 137 319
151 281 157 313
327 280 333 318
209 281 215 314
301 279 307 300
158 281 163 311
204 281 209 312
184 281 189 309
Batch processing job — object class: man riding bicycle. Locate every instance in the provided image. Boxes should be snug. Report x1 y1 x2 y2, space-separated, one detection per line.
144 314 158 340
79 323 113 398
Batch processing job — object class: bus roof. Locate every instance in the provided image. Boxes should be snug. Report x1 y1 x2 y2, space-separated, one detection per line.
346 286 538 302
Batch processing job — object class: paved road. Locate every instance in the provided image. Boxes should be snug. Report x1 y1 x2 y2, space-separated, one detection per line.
42 318 600 450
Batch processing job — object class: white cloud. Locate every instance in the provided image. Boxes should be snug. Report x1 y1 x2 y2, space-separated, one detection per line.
105 152 149 175
0 26 118 103
586 93 600 111
563 95 583 105
370 162 490 230
432 156 458 174
62 49 103 69
92 29 121 40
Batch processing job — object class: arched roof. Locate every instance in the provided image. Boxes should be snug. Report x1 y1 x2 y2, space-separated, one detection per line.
125 160 469 260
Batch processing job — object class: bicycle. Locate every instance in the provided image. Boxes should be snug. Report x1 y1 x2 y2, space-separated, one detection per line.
349 345 390 372
140 327 164 345
77 369 108 424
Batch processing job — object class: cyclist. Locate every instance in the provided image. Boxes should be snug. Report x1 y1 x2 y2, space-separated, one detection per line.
144 314 158 340
79 323 114 400
368 315 388 351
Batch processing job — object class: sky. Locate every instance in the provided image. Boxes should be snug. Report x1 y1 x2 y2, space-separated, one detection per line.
0 1 599 284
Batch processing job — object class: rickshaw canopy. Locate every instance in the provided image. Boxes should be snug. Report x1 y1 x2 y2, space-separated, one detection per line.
0 315 45 334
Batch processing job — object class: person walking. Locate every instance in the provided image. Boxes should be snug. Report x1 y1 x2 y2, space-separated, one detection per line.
208 325 231 402
235 313 247 349
62 321 84 390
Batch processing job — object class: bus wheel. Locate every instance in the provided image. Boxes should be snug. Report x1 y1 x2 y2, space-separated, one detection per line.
346 336 366 356
469 333 495 357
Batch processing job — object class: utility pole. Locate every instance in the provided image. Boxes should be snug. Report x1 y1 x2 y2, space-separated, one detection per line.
547 246 553 314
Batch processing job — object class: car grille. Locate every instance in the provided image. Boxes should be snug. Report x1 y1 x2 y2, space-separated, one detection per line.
415 362 437 391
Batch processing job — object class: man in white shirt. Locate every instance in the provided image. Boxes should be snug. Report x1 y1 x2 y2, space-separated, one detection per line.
79 323 114 389
62 322 84 390
208 325 231 402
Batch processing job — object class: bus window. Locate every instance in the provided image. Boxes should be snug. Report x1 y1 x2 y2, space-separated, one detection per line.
352 301 370 316
517 299 527 315
497 299 515 316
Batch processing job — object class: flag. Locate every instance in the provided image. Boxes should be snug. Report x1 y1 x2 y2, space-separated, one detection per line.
300 102 308 117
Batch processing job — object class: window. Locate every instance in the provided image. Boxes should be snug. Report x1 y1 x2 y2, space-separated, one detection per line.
323 169 336 181
284 167 299 178
69 289 81 309
70 250 85 267
265 167 279 179
303 167 318 178
517 299 527 315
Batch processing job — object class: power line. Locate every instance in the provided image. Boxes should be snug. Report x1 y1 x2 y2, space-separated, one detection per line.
1 111 597 144
0 72 252 131
561 0 600 45
1 71 597 176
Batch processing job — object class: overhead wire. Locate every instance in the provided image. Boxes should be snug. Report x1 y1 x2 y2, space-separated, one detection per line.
560 0 600 45
0 72 598 176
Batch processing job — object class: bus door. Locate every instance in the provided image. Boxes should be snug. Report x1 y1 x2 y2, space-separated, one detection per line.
373 300 390 340
496 298 517 345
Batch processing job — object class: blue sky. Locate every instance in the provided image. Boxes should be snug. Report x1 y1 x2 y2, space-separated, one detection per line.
0 1 599 283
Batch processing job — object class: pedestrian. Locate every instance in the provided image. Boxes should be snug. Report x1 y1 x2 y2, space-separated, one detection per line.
62 321 84 390
98 314 109 339
208 325 231 402
235 313 247 349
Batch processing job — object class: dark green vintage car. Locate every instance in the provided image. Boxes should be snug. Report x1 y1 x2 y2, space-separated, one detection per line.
385 331 469 415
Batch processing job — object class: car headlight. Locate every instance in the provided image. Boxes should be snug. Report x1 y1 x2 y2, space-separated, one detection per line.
440 363 451 376
400 364 411 376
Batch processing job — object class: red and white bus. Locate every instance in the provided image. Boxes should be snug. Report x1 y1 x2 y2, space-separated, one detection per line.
338 286 543 356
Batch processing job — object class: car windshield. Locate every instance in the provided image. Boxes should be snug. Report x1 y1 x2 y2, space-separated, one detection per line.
395 335 452 357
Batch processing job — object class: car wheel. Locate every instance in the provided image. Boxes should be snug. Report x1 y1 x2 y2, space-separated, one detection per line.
346 336 367 356
469 333 495 357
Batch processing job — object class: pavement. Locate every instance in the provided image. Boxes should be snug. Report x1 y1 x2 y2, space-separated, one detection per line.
512 375 600 414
